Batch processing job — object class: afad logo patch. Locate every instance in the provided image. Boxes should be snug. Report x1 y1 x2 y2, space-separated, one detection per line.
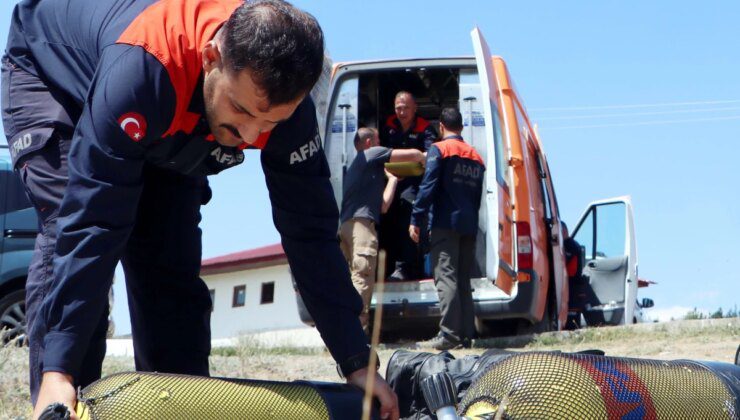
117 112 147 142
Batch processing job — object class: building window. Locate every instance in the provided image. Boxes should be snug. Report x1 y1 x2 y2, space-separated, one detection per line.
260 282 275 305
209 289 215 312
232 285 246 307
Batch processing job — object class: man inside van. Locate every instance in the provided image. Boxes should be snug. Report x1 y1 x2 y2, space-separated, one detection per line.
339 128 424 330
3 0 399 418
380 91 437 281
409 107 484 350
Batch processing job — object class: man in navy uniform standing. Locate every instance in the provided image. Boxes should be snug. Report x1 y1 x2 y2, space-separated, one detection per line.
409 108 484 350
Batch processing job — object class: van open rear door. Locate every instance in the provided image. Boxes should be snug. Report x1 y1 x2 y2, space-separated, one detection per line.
571 196 638 325
310 54 333 144
471 28 516 295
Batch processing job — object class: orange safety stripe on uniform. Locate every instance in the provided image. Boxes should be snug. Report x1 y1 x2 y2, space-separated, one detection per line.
116 0 243 137
384 115 430 133
435 138 484 166
566 256 578 277
413 116 429 133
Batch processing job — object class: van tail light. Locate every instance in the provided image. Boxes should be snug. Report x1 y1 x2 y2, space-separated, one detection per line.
516 221 533 270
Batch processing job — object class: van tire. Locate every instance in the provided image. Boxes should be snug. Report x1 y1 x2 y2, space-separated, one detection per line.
0 289 27 346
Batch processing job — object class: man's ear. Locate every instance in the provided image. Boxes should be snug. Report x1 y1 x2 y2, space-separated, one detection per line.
202 41 222 72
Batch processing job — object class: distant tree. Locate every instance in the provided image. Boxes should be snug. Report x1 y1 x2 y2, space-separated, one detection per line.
684 307 706 320
726 305 738 318
710 307 724 319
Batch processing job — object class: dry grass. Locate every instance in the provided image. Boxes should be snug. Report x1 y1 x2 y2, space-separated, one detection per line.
1 319 738 419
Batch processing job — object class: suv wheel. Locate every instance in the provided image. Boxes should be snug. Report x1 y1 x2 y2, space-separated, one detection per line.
0 289 27 346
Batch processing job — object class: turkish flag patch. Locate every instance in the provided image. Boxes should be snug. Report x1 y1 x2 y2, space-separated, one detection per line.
117 112 148 142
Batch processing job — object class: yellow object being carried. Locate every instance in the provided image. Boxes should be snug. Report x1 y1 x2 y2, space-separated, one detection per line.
384 161 424 177
73 372 375 420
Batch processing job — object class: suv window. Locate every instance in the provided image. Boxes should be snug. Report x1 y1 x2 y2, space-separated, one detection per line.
0 170 32 215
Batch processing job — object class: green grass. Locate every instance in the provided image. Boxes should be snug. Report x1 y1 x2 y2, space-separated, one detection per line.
211 336 324 357
524 320 740 349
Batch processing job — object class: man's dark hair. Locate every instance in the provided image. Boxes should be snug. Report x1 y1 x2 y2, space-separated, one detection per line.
222 0 325 105
440 107 463 132
354 127 376 150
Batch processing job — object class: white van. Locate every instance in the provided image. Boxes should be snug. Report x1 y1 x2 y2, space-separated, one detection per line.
296 29 642 336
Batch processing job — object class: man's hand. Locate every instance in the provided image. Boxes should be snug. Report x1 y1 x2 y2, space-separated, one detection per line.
409 225 420 243
33 372 78 420
347 368 399 420
383 168 397 181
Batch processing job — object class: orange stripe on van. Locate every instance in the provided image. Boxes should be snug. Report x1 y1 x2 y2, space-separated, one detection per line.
116 0 243 137
435 139 484 166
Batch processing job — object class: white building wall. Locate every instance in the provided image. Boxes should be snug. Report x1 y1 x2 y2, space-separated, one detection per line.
204 263 305 339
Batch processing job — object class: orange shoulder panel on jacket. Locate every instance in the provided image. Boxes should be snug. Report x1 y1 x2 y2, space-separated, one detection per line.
413 116 430 132
385 115 399 130
117 0 243 137
436 139 485 166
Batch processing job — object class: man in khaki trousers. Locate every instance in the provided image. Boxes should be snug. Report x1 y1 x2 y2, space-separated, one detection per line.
339 128 424 329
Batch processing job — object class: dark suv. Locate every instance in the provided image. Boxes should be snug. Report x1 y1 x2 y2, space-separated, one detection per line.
0 145 38 343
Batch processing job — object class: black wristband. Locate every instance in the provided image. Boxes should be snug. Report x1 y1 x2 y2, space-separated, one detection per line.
336 349 379 379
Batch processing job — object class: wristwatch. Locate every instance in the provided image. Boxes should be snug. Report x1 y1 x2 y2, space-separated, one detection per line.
336 349 380 379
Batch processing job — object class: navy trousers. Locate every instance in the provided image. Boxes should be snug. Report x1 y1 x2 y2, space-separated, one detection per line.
2 58 211 404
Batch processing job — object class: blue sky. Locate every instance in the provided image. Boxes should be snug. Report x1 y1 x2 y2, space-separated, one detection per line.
1 1 738 333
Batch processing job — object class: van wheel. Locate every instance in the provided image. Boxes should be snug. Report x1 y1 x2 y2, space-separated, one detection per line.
0 289 27 346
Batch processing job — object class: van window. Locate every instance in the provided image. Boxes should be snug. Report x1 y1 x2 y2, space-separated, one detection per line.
573 202 626 260
0 170 32 215
490 100 507 187
534 151 553 221
595 203 626 258
574 208 595 260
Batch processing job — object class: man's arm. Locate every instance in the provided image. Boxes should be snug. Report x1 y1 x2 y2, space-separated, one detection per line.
32 46 172 419
381 169 398 214
388 148 424 163
409 145 442 243
261 100 367 363
260 100 398 419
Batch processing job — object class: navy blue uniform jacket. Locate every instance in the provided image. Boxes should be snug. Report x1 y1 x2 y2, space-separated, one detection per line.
411 136 485 236
381 114 437 202
5 0 366 377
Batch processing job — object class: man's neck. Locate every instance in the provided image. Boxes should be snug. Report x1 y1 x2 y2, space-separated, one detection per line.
442 132 463 140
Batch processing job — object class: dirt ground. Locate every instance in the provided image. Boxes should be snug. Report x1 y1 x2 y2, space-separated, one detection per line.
1 318 738 419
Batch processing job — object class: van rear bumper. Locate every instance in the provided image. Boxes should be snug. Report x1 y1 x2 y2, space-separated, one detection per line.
376 272 541 324
297 273 543 327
